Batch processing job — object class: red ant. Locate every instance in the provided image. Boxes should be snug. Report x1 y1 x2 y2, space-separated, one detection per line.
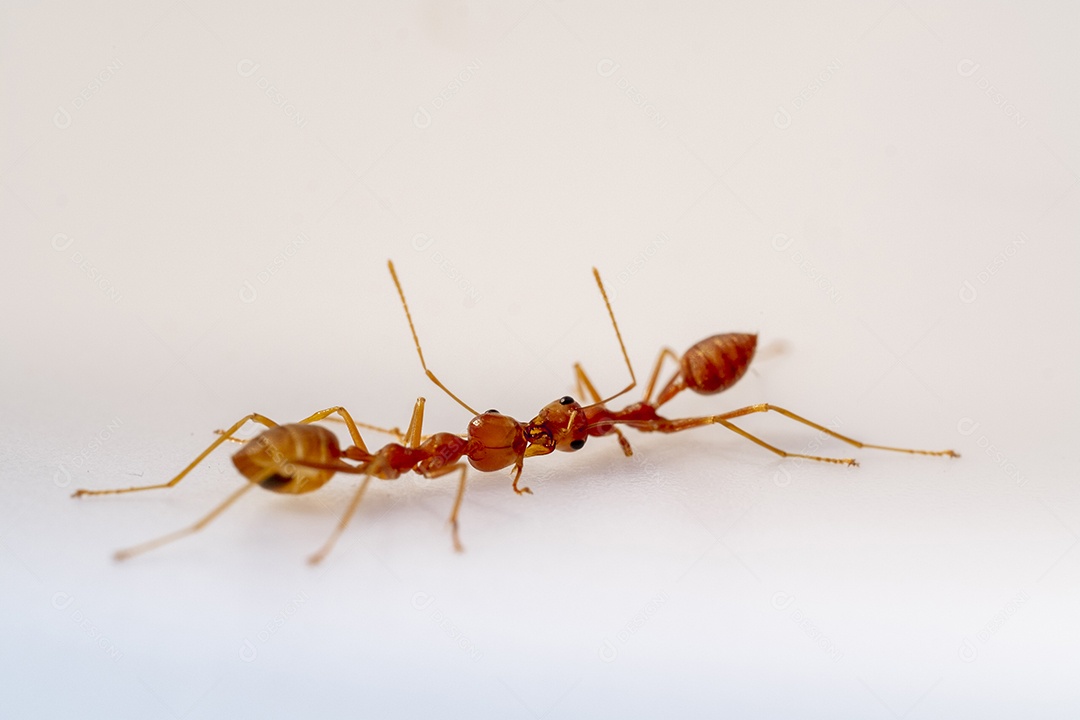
73 261 957 563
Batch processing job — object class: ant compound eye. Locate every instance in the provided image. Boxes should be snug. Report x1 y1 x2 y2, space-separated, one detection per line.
560 396 575 405
569 439 585 450
485 409 500 415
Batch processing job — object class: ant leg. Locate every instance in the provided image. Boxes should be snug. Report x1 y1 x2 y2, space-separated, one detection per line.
641 404 958 465
306 398 427 564
226 416 404 443
448 464 468 552
716 404 959 458
73 413 279 497
216 407 383 457
297 406 376 454
644 413 859 465
402 397 425 449
511 459 531 495
319 416 404 442
573 362 634 457
113 483 255 561
423 462 469 552
388 261 479 416
307 476 373 565
407 400 472 551
641 347 680 405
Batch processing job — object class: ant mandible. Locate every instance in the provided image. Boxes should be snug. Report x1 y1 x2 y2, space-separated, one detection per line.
73 260 957 563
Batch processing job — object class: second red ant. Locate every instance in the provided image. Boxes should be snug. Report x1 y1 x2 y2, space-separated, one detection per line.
74 261 957 563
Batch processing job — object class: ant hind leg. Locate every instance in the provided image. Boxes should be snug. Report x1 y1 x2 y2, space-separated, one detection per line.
113 483 256 561
718 404 959 458
307 476 374 565
307 398 428 564
652 403 958 465
73 413 279 498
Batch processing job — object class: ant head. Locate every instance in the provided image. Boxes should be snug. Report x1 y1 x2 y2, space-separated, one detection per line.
524 396 588 456
466 411 528 472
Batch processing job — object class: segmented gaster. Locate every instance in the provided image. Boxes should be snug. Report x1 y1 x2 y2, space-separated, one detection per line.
231 424 342 494
682 333 757 394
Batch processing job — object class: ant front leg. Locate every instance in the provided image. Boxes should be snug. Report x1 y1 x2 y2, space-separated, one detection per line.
573 362 633 457
510 459 530 495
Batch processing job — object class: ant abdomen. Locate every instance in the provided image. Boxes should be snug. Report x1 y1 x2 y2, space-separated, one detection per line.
683 333 757 394
655 333 757 406
232 424 341 494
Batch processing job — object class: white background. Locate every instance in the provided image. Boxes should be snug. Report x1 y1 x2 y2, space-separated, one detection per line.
2 1 1077 717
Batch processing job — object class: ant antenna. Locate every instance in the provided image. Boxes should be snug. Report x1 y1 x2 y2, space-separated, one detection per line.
388 260 479 416
590 267 637 406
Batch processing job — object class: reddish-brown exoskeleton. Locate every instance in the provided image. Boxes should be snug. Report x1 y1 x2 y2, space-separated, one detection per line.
73 261 956 563
573 332 956 464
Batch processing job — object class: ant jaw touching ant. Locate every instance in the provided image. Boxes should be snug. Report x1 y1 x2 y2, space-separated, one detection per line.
523 426 556 457
524 395 590 456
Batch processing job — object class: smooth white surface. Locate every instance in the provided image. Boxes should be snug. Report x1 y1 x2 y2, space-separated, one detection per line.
2 1 1078 717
